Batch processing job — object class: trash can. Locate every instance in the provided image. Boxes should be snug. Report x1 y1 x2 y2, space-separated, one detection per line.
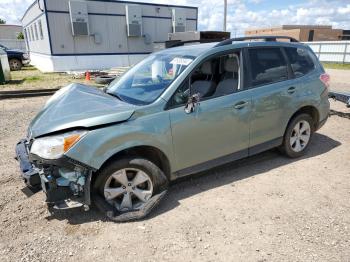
0 48 11 84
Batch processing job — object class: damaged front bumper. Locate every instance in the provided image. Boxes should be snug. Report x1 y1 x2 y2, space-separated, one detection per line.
15 139 94 209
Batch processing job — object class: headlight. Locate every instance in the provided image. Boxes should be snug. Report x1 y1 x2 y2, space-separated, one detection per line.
22 53 29 60
30 130 87 159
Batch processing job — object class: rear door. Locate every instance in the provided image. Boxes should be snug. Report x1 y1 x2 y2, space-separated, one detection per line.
246 47 297 154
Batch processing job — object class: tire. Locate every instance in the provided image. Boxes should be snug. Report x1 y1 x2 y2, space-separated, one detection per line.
93 157 168 221
9 58 22 71
280 113 314 158
95 75 116 85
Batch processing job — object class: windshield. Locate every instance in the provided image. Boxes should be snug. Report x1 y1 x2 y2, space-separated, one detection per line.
0 44 7 50
107 53 195 105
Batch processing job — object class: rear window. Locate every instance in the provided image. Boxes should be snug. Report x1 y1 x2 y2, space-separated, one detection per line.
285 47 315 77
248 48 288 87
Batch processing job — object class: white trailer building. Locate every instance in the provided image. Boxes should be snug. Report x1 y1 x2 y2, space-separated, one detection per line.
21 0 198 72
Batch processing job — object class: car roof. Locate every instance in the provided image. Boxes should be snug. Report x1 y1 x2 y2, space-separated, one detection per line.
157 40 307 58
156 42 217 57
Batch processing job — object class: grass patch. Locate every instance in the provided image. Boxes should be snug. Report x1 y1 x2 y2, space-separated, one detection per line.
21 66 37 71
322 62 350 70
0 66 94 90
24 76 43 82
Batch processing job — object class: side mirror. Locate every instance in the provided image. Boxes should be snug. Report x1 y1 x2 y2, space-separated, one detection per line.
184 93 200 114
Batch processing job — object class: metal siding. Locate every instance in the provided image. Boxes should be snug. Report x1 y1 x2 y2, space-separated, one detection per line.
185 8 197 19
48 13 75 54
46 0 70 11
142 18 156 43
141 5 158 16
186 20 197 31
106 16 128 53
47 0 196 54
154 19 172 42
22 0 198 70
22 2 43 25
22 4 51 55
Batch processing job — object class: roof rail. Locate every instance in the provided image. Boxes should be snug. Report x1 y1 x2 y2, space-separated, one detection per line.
165 39 225 48
214 35 299 47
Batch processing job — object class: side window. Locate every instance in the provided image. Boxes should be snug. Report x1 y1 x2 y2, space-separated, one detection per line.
285 47 315 77
168 51 241 108
248 48 288 87
168 78 190 108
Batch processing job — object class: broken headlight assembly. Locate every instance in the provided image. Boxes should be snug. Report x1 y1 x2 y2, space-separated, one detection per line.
30 130 87 159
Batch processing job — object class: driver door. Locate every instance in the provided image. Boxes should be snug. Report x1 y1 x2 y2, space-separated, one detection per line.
168 51 252 176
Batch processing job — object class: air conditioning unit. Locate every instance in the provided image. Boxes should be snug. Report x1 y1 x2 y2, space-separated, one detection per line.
126 5 142 37
69 0 89 36
172 8 186 33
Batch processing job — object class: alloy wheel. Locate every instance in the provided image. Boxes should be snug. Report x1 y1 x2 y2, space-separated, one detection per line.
9 59 20 71
103 168 153 212
289 120 311 152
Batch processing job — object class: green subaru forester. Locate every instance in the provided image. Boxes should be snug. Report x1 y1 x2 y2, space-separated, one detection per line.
16 36 330 221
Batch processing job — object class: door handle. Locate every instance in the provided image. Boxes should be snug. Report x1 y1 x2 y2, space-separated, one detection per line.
287 86 296 94
234 101 248 109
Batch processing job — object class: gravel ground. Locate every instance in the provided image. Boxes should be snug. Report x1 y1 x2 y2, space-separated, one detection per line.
1 94 350 261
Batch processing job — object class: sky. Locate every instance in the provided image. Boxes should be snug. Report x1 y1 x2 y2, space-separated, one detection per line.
0 0 350 35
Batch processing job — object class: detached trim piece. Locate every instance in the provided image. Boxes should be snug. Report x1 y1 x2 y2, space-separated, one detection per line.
329 91 350 107
15 139 41 188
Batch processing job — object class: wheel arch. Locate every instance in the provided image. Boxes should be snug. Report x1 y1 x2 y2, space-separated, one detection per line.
92 145 172 184
286 105 320 133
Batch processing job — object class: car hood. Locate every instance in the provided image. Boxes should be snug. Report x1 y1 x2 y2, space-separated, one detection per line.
28 83 136 138
6 48 24 54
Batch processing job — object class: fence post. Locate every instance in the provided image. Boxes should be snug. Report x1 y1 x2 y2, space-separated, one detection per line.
318 43 321 59
343 42 348 64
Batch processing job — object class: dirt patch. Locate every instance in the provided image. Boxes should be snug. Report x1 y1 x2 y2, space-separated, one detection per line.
0 97 349 262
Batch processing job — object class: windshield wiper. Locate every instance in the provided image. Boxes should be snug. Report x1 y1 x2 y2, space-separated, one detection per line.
106 92 124 102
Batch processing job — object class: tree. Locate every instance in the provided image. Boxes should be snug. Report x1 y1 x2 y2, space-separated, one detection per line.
0 18 6 24
17 32 24 39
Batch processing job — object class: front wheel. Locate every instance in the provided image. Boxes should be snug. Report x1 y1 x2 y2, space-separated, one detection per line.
280 113 314 158
93 157 168 222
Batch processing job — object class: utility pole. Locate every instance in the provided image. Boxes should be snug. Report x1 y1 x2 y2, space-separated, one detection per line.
223 0 227 32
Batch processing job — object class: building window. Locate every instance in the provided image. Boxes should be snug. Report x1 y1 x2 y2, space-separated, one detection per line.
28 27 32 41
26 28 30 41
24 28 28 41
34 22 39 40
38 19 44 40
30 25 34 41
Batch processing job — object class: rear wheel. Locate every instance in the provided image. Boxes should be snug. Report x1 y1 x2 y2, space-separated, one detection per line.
9 58 22 71
280 114 314 158
93 157 168 221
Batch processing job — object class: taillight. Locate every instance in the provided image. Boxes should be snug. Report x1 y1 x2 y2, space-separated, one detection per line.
320 73 330 88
